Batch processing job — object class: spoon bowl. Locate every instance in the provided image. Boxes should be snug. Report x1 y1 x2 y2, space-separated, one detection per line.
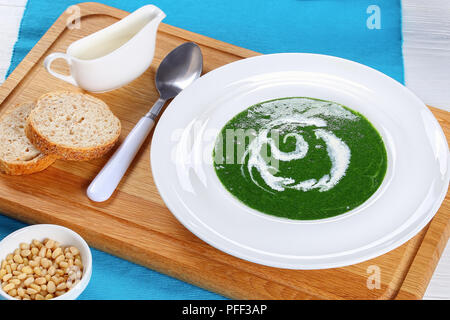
156 42 203 100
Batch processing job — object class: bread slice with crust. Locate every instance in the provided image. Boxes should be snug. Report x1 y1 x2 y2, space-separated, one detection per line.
26 91 121 161
0 102 57 175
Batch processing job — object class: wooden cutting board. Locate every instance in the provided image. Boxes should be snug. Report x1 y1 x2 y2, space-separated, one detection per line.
0 2 448 300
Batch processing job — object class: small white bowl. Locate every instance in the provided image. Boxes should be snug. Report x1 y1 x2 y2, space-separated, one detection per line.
0 224 92 300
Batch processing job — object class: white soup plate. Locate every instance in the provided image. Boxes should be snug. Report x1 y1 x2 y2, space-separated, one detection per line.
151 53 449 269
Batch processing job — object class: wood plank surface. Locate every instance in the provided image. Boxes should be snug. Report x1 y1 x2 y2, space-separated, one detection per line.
0 2 448 300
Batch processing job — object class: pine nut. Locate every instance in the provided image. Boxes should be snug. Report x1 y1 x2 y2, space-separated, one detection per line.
17 287 25 297
55 255 64 264
21 249 31 257
19 243 30 250
13 255 23 264
45 239 55 249
31 248 38 256
23 277 34 286
52 247 62 259
45 294 53 300
3 283 15 292
32 240 42 248
38 247 46 258
47 281 56 293
40 258 49 269
56 282 66 290
35 277 46 285
33 267 42 276
29 283 41 292
26 288 38 295
48 266 56 276
69 247 79 255
2 273 12 282
21 266 32 274
17 273 27 280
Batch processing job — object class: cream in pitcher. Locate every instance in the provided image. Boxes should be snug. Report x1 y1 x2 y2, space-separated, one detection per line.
44 5 165 92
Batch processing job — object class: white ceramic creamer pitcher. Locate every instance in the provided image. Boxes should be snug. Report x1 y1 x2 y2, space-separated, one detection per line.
44 5 165 92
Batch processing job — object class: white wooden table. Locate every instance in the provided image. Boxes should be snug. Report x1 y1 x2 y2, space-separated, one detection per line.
0 0 448 299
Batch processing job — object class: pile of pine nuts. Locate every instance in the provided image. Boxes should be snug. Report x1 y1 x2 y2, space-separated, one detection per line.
0 239 83 300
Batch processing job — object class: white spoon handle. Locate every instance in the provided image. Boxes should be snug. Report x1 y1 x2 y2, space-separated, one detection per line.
87 116 155 202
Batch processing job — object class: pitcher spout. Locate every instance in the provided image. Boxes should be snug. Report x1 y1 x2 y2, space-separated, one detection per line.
139 4 166 27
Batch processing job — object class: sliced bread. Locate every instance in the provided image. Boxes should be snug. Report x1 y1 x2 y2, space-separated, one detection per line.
26 91 121 161
0 102 56 175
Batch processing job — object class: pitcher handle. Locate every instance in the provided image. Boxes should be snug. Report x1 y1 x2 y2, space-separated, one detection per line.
43 53 77 86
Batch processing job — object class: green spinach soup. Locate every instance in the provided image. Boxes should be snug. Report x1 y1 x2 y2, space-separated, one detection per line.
213 97 387 220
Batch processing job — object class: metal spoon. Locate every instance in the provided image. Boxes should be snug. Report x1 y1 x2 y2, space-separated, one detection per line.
87 42 203 202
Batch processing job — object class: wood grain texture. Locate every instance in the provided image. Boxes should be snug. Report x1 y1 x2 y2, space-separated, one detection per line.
0 2 448 300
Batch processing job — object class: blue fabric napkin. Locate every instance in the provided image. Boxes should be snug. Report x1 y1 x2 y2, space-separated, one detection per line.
8 0 403 82
2 0 403 299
